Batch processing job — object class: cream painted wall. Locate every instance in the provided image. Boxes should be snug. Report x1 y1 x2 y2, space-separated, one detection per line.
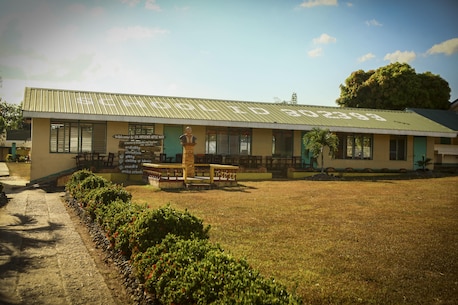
30 118 78 181
189 125 206 154
252 128 272 156
29 119 442 181
106 121 128 154
293 130 303 156
317 135 436 170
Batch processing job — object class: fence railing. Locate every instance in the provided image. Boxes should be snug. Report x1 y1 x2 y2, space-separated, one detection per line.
142 163 238 184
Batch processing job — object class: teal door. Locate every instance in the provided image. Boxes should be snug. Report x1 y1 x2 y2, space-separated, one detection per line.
163 125 184 162
413 136 427 170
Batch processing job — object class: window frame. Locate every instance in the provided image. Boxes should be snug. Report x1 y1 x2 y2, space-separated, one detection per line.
389 136 407 161
336 133 373 160
272 129 293 157
205 127 252 155
50 120 107 154
128 123 155 136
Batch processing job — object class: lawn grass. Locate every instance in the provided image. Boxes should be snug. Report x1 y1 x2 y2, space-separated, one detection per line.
126 177 458 305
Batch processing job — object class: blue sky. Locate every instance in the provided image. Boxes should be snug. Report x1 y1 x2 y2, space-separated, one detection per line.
0 0 457 106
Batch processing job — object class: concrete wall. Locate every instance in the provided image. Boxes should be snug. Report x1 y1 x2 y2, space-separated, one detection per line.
30 119 440 181
30 118 77 181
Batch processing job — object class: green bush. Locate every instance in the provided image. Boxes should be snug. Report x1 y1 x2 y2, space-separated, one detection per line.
96 199 144 247
74 175 110 202
66 169 96 198
66 169 301 304
84 184 132 219
133 234 302 305
114 205 210 258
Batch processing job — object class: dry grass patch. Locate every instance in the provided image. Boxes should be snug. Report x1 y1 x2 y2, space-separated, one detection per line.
126 177 458 304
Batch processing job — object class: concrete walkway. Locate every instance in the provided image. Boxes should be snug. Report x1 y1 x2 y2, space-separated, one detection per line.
0 175 117 304
0 162 9 177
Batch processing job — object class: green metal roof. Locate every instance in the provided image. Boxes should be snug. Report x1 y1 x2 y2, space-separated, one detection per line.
22 87 456 137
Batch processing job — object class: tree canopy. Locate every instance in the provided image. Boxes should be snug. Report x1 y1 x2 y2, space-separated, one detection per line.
303 128 339 174
0 99 24 133
336 63 451 110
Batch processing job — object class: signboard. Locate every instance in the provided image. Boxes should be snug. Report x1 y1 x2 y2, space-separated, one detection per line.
116 134 163 174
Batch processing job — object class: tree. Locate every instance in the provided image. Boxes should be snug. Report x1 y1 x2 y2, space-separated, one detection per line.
303 128 339 174
336 63 451 110
0 99 24 134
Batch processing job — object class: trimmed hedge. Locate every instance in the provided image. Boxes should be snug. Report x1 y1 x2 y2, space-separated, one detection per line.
114 205 210 258
133 234 301 305
66 170 302 305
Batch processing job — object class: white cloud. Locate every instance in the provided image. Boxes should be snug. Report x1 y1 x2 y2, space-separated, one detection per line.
365 19 382 27
308 47 323 57
313 33 336 45
106 26 168 43
121 0 140 7
300 0 338 8
384 50 416 63
145 0 161 11
427 38 458 56
358 52 375 62
346 2 353 7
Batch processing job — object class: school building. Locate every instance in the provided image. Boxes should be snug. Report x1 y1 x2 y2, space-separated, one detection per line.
22 87 457 184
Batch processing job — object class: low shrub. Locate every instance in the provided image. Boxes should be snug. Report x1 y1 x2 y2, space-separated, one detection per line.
74 175 110 202
66 170 301 304
133 234 302 305
115 205 210 257
96 199 144 247
66 169 96 198
84 184 132 219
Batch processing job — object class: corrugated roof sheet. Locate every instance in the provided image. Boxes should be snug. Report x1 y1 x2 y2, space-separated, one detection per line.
22 87 456 137
408 108 458 131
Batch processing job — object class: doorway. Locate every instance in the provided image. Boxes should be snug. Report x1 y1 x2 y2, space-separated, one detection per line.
163 125 184 162
413 136 427 170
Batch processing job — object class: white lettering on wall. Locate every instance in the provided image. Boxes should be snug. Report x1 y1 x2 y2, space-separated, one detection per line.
122 99 146 108
76 97 93 105
72 98 387 122
281 108 386 121
198 104 218 112
298 110 319 117
316 110 352 119
249 107 269 115
175 103 195 110
366 113 387 121
227 106 247 114
150 101 172 109
98 98 115 106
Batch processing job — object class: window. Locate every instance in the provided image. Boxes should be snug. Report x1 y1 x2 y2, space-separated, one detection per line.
272 130 293 157
50 120 106 153
128 124 155 136
205 128 251 155
440 137 451 145
336 133 373 159
390 136 407 160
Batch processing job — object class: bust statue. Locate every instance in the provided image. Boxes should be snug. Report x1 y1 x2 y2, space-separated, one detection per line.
179 126 196 145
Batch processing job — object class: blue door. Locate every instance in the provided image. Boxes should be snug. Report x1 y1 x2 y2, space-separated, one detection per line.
413 136 427 170
163 125 184 163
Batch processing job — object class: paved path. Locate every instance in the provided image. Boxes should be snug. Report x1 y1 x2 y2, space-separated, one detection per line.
0 177 117 305
0 162 9 177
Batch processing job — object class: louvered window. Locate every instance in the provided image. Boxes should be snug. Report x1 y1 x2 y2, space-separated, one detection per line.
50 120 106 154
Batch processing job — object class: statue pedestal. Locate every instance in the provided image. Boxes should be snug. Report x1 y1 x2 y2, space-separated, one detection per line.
182 143 195 178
